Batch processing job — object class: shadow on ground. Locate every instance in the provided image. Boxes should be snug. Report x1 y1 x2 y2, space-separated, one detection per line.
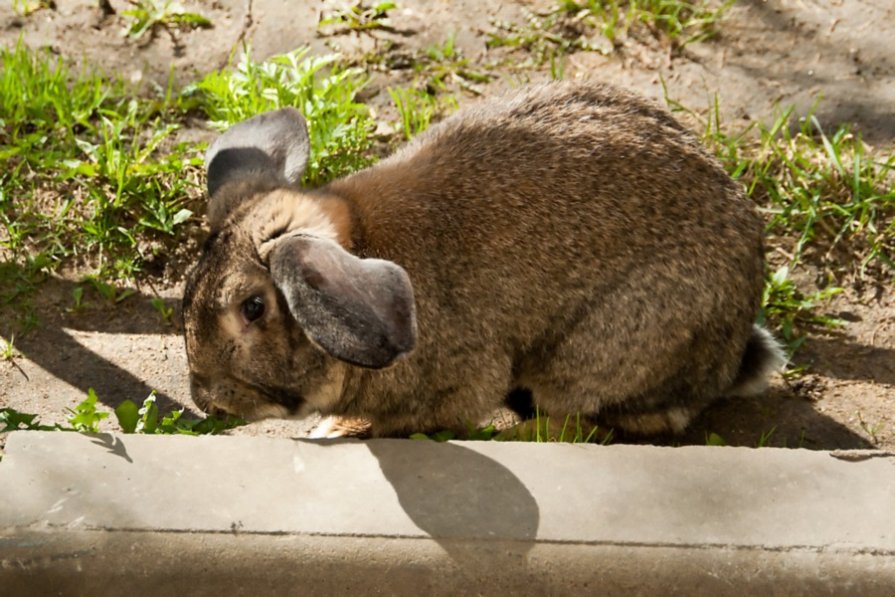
2 272 185 415
677 387 875 450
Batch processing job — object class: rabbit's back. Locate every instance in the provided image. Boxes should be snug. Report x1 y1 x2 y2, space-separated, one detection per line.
330 81 763 326
341 82 758 261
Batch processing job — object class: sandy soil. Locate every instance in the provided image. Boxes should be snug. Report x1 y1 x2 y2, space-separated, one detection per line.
1 0 892 449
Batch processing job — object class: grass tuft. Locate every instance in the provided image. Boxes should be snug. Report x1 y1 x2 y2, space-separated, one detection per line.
318 1 398 35
388 86 457 140
760 265 844 353
0 41 203 285
487 0 732 66
190 46 376 187
10 0 54 17
411 408 612 444
122 0 213 40
416 35 492 94
694 98 895 278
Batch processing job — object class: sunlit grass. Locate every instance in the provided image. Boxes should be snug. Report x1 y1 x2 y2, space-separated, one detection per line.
189 47 377 187
487 0 733 65
0 40 202 285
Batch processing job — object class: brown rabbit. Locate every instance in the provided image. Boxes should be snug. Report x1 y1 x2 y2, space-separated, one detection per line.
182 81 784 438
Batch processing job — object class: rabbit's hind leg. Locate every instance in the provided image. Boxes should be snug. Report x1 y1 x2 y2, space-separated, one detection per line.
512 302 721 438
596 405 699 436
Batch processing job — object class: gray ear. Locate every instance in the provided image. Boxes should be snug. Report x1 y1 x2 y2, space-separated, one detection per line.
269 235 417 369
205 107 310 226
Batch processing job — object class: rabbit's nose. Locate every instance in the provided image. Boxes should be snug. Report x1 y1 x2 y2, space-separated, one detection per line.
189 374 231 417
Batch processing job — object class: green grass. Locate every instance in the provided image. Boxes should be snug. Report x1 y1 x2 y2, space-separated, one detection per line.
502 410 611 444
1 42 378 287
189 46 377 187
410 409 612 444
149 296 175 324
388 86 457 140
698 101 895 277
487 5 610 65
595 0 733 45
705 426 791 448
0 40 203 287
856 411 885 445
0 333 17 361
760 265 845 353
381 36 480 140
665 91 895 350
1 43 381 339
0 389 244 436
415 35 492 94
10 0 53 16
317 1 397 35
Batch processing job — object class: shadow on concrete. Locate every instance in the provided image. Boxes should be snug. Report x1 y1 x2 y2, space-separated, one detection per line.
367 440 544 583
89 433 134 464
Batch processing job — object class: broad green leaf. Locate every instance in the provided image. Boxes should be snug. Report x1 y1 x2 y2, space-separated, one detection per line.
114 399 139 433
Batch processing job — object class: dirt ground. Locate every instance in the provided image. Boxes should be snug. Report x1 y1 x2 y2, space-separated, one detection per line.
1 0 893 449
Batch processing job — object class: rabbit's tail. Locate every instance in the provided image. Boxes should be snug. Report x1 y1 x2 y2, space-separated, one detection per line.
725 325 787 397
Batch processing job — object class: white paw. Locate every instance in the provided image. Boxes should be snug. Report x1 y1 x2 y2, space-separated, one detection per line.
308 415 372 439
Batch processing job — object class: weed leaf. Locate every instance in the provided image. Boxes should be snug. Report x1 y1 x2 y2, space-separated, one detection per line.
67 388 110 433
114 399 140 434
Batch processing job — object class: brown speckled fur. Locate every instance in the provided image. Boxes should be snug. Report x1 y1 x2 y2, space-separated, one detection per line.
183 81 782 437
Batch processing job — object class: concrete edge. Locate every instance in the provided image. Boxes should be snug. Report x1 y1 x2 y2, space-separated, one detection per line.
4 529 895 596
2 432 895 595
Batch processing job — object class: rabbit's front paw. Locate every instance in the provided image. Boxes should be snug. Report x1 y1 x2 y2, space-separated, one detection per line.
308 415 373 439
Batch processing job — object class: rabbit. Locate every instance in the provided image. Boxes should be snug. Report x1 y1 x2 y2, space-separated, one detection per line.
182 81 785 438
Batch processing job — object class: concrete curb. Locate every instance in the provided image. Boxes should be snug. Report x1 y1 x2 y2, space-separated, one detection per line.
1 432 893 595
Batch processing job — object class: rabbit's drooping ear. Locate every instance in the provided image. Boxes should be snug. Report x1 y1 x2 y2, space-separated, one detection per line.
269 235 417 369
204 107 310 228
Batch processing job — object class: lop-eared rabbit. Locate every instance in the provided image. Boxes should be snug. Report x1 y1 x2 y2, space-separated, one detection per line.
183 81 784 438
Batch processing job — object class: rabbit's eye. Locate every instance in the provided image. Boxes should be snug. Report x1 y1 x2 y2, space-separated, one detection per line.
241 295 265 323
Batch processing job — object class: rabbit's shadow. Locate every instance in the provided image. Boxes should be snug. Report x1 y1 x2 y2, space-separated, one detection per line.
366 440 545 581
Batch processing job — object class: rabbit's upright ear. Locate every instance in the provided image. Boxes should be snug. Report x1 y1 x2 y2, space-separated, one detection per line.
269 235 417 369
204 107 310 229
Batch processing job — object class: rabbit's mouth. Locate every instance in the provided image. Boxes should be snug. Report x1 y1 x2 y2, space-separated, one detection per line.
259 383 305 415
190 373 305 421
211 389 303 422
